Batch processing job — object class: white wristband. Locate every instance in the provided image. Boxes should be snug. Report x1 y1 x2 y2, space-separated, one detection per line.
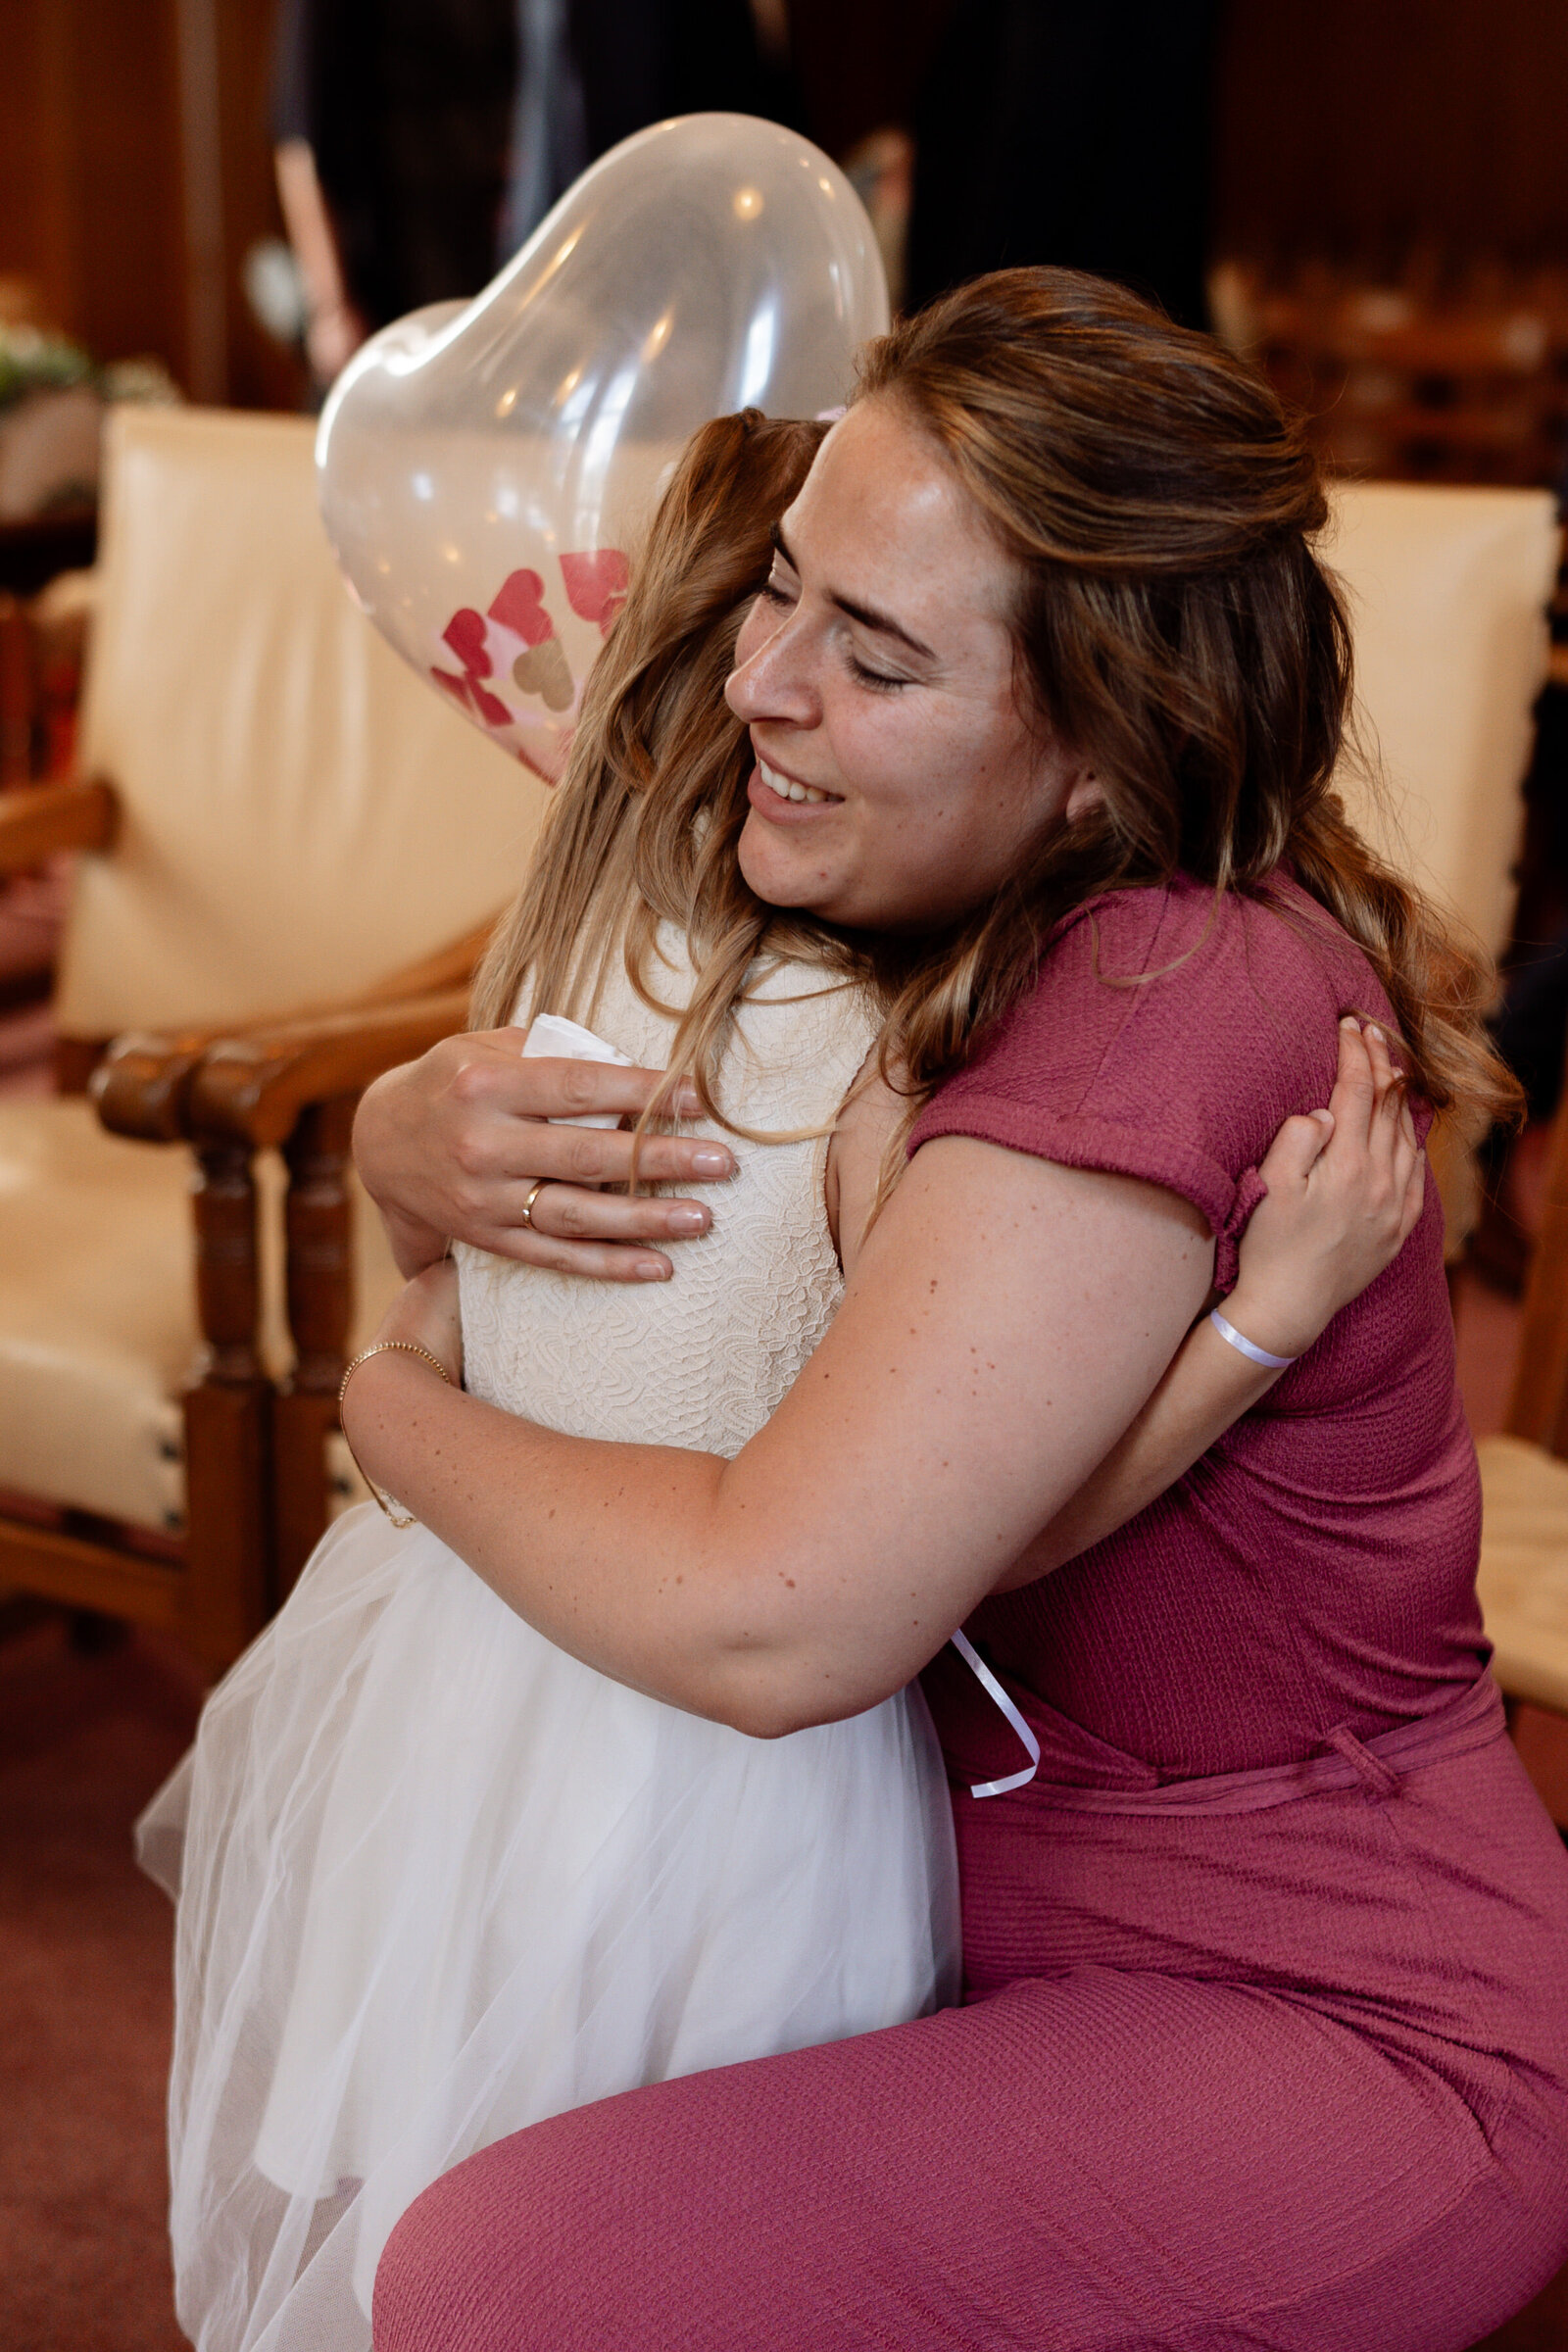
1208 1307 1297 1371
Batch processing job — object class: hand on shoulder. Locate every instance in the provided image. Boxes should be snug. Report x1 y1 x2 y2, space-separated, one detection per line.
1224 1017 1426 1363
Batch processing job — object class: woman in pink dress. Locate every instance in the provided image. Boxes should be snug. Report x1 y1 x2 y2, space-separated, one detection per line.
352 269 1568 2349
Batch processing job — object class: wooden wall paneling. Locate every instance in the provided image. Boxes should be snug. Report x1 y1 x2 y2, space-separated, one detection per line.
215 0 308 413
0 0 301 407
173 0 227 401
0 0 79 331
1213 0 1568 266
0 0 184 371
74 0 186 371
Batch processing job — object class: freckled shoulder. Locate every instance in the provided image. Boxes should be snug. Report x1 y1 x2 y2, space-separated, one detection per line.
829 1045 905 1278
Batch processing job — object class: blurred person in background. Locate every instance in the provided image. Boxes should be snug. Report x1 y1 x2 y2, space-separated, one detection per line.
274 0 1222 389
272 0 794 388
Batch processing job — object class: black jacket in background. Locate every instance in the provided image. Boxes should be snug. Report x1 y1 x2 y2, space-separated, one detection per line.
273 0 793 328
906 0 1219 329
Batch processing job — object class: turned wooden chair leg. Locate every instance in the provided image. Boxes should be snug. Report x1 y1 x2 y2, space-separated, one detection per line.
274 1096 357 1600
184 1140 272 1675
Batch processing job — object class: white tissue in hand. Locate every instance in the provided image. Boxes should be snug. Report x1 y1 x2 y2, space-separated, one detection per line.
522 1012 634 1130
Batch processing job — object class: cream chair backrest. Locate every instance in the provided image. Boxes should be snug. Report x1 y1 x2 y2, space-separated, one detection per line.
56 407 549 1037
1325 481 1558 962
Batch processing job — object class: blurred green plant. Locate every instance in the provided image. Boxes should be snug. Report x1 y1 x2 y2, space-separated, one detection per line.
0 324 93 412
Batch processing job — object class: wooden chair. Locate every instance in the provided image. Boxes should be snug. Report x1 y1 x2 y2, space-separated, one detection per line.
0 590 31 783
0 406 548 1671
1227 265 1568 489
95 956 480 1604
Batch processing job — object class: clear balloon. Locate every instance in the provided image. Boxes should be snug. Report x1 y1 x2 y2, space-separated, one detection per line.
317 113 889 784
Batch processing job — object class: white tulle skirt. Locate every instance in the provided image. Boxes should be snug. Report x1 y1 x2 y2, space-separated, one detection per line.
136 1503 961 2352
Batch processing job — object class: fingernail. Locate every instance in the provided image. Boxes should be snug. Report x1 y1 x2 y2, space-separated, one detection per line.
667 1206 708 1234
677 1084 704 1114
1340 1014 1361 1032
1367 1022 1386 1044
691 1148 734 1176
635 1258 670 1281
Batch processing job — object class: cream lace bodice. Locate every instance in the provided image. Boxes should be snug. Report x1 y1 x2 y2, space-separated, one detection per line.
456 928 880 1458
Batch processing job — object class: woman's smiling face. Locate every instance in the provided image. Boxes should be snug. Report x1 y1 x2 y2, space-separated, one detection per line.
724 399 1097 931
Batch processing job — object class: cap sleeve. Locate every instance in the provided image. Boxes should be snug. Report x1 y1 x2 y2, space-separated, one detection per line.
908 879 1375 1293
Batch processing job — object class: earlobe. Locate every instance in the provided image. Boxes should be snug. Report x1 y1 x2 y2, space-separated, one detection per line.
1064 766 1103 822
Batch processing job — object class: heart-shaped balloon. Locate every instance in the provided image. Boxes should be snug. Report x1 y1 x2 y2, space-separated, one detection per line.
318 113 889 784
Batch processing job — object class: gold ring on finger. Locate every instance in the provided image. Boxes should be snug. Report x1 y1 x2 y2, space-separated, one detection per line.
520 1178 548 1231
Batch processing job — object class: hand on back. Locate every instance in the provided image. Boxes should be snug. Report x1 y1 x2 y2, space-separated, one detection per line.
1224 1016 1427 1365
353 1031 737 1282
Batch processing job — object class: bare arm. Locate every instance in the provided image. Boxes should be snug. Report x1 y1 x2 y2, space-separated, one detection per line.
274 137 367 382
347 1016 1418 1731
996 1016 1425 1584
825 1014 1425 1596
342 1136 1215 1737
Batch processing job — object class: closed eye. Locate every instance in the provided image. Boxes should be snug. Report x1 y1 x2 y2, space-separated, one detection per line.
758 549 907 687
848 653 907 691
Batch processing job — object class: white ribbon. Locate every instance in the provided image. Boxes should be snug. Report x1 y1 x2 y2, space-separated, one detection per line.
522 1012 633 1131
950 1629 1042 1798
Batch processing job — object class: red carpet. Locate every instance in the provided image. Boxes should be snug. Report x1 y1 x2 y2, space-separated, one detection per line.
2 1600 1565 2352
0 1612 200 2352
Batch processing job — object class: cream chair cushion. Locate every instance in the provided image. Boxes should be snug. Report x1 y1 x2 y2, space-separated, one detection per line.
1325 484 1557 1252
56 406 550 1037
1326 481 1557 964
9 408 520 1535
1476 1433 1568 1715
0 1099 402 1533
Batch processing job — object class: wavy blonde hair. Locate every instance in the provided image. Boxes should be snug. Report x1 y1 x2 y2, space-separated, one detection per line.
474 268 1519 1167
470 410 892 1138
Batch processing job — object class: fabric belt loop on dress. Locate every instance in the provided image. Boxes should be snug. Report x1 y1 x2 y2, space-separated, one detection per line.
951 1631 1042 1798
1324 1724 1403 1800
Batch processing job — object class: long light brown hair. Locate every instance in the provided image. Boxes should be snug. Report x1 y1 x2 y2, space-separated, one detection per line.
853 270 1518 1137
474 268 1517 1161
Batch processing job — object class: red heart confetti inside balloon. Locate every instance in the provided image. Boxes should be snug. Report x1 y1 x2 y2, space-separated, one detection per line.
559 550 630 636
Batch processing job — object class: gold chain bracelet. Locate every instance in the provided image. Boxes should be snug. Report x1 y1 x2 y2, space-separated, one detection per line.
338 1340 454 1527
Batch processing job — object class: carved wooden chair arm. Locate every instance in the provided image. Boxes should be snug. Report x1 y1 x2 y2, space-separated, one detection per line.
84 933 493 1606
90 1026 224 1142
89 918 494 1143
0 776 118 870
192 985 473 1592
186 988 472 1149
93 986 472 1147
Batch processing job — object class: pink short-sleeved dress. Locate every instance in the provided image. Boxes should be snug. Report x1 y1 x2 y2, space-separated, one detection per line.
372 876 1568 2352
